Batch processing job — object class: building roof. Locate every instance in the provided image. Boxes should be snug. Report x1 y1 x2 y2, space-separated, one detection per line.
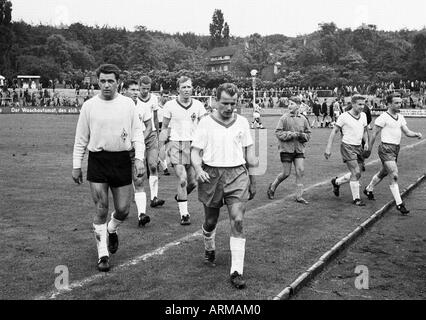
206 45 239 58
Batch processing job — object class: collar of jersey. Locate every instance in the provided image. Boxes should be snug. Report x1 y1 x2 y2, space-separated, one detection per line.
210 114 237 128
139 94 151 103
386 111 399 121
347 111 361 120
176 98 193 110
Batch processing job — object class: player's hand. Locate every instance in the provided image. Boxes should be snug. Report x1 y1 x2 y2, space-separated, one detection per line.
196 168 211 183
416 132 423 139
72 168 83 185
248 181 256 200
134 159 146 178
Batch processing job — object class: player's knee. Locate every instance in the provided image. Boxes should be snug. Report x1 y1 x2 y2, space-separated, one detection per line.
296 168 304 178
203 219 217 232
115 205 130 220
133 179 144 190
391 172 398 182
355 171 362 180
148 162 158 175
179 179 187 189
233 219 244 234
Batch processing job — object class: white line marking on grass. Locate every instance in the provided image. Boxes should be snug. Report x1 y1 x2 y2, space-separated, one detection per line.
34 139 426 300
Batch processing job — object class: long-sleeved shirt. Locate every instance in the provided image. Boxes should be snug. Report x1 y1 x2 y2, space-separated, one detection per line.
275 112 312 153
73 94 145 169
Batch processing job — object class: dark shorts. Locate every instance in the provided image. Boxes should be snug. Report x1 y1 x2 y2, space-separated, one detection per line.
280 152 305 163
340 142 364 163
87 151 132 188
198 165 250 209
378 143 400 163
169 141 191 166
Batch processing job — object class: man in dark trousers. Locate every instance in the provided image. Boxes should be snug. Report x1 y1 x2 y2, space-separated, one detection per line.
321 99 329 128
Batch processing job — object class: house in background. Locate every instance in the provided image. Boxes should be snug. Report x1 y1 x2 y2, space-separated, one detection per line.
205 46 239 72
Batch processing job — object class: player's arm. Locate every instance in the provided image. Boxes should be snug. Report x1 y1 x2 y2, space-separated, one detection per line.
299 118 312 143
275 117 297 141
131 108 146 178
363 125 370 150
401 124 422 139
369 125 382 150
324 125 340 159
159 117 171 142
244 144 258 201
153 110 160 133
143 118 152 140
191 146 210 183
72 105 89 184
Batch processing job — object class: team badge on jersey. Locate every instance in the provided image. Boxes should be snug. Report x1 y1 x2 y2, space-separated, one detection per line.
235 131 244 144
121 129 128 142
191 113 197 122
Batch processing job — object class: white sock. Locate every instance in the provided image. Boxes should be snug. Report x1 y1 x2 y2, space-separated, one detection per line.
134 192 146 218
350 181 360 200
107 212 123 234
296 184 304 199
367 174 382 192
390 184 403 205
230 237 246 275
178 201 189 217
202 225 216 251
336 173 351 186
149 176 158 200
93 223 109 259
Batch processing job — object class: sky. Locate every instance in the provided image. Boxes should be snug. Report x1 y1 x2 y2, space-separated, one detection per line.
12 0 426 37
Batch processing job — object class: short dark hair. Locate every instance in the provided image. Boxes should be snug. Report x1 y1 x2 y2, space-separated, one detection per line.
216 83 239 100
386 93 401 105
176 76 192 88
123 79 138 90
351 94 365 104
96 64 121 81
140 76 152 86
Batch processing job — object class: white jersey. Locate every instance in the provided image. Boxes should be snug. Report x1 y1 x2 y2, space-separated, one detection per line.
137 94 159 132
192 114 253 167
335 111 367 145
135 98 152 131
374 112 407 145
163 98 207 141
73 94 145 168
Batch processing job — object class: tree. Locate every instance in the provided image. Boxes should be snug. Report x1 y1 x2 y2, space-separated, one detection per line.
243 33 269 72
46 34 71 67
128 26 159 71
0 0 12 25
209 9 230 48
101 44 127 69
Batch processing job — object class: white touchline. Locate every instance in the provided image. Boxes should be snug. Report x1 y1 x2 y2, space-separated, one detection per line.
34 139 426 300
